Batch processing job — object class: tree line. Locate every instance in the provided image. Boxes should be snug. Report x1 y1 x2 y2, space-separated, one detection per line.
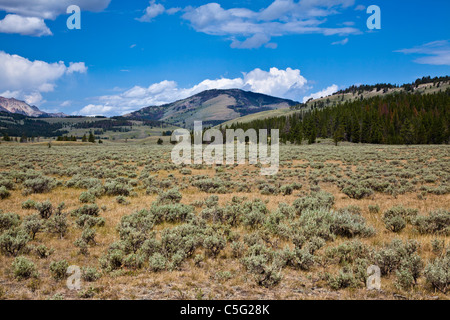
226 89 450 145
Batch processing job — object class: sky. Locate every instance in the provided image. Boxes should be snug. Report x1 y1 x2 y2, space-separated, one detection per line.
0 0 449 116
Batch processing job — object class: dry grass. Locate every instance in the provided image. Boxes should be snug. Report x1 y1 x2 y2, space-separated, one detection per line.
0 143 448 300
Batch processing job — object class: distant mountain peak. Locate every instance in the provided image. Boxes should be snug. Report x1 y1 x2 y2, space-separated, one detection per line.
125 88 299 128
0 96 66 118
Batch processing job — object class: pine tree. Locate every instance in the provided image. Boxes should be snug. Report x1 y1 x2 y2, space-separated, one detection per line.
333 125 345 146
82 134 87 142
88 132 95 143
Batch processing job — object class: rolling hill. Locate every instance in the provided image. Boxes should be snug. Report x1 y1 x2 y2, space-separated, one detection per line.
124 89 299 128
219 77 450 128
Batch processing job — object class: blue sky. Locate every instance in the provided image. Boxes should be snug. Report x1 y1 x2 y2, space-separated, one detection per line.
0 0 449 116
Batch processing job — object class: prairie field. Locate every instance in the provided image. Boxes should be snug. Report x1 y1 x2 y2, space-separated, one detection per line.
0 142 449 300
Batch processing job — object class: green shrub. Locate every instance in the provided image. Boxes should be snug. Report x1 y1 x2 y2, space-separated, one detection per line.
325 240 370 265
431 239 445 256
76 215 105 229
71 204 100 217
0 212 21 233
0 228 30 256
296 209 375 241
149 253 167 272
293 191 334 214
123 253 145 269
23 214 43 240
45 213 69 239
424 256 449 293
281 247 315 271
12 256 38 280
79 191 96 204
116 196 130 205
82 267 101 282
383 206 418 224
22 200 37 210
150 204 194 224
81 228 97 246
241 200 269 229
157 188 182 204
413 209 450 235
36 201 53 219
203 235 226 257
327 269 359 290
49 260 69 281
0 186 10 199
384 215 407 233
103 180 132 196
374 239 420 276
342 186 374 200
35 244 54 259
23 177 55 194
368 205 380 214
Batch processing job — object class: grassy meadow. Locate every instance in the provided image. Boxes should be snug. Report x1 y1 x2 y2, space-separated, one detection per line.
0 141 448 300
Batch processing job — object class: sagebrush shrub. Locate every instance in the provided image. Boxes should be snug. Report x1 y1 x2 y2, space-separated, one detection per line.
293 191 334 214
49 260 69 281
0 186 10 199
23 177 55 194
424 256 449 293
413 209 450 235
22 200 37 210
0 212 21 233
12 256 38 280
0 228 30 256
156 188 182 204
82 267 101 282
23 214 43 240
36 201 53 219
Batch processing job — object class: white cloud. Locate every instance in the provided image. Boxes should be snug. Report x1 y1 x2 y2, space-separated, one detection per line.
354 5 366 11
67 62 88 74
60 100 71 107
302 84 338 103
79 104 115 117
0 0 111 35
0 0 111 20
78 67 309 116
0 51 87 105
138 0 165 22
0 14 52 37
182 0 360 48
331 38 349 45
396 40 450 66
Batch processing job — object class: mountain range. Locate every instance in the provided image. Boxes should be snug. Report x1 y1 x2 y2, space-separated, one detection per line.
0 97 66 118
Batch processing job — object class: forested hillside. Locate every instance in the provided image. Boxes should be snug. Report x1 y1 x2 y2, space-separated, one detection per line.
226 89 450 145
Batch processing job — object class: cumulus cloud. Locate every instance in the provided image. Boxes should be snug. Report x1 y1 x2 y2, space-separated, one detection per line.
302 84 338 103
0 51 87 105
0 0 111 20
138 0 166 22
78 67 309 116
0 0 111 35
67 62 88 74
181 0 360 48
395 40 450 66
0 14 52 36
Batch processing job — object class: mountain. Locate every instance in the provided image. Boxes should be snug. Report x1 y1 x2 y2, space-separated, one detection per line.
124 89 299 128
0 97 66 118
